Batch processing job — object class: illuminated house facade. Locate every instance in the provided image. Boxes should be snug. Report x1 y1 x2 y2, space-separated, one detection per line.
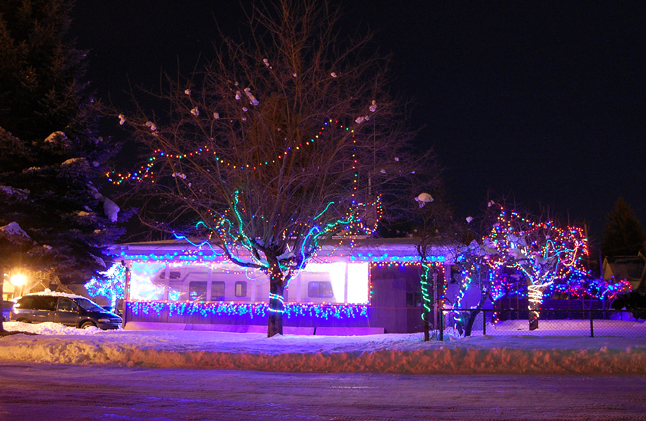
111 238 453 333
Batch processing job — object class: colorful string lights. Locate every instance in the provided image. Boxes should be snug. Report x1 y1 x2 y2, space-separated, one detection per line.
106 120 354 185
127 300 368 320
85 263 126 310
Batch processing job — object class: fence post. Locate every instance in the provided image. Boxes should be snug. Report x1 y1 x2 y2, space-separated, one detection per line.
589 309 594 338
439 309 444 342
483 309 487 335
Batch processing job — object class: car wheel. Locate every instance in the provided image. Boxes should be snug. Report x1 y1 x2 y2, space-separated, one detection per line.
80 321 96 329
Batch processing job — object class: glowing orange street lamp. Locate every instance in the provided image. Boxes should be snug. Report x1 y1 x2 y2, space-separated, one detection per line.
10 274 27 297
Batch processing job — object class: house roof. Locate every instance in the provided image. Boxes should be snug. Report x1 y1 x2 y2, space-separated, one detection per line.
603 255 645 281
109 237 457 264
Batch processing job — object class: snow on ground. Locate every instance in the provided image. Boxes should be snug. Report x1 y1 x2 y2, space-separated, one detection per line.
1 321 645 374
469 319 646 337
2 321 103 335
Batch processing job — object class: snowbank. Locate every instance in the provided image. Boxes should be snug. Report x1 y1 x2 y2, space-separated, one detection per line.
1 322 645 374
3 321 104 335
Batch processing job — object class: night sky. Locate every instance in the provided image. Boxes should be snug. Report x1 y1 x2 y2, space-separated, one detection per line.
68 1 646 243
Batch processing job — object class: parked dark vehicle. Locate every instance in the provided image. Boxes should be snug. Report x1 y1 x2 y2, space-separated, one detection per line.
11 293 122 330
2 300 13 322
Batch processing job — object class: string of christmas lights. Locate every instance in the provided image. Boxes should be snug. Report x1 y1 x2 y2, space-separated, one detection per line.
85 263 127 310
107 120 354 185
127 300 368 320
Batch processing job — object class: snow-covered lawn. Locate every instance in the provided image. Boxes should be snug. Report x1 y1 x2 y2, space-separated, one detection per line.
474 319 646 337
2 321 646 374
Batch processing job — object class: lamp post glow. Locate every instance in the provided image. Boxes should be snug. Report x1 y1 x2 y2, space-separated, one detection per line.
10 274 27 297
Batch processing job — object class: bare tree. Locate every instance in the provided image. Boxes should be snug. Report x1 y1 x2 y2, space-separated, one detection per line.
446 200 501 337
114 1 429 336
485 206 588 330
410 191 456 341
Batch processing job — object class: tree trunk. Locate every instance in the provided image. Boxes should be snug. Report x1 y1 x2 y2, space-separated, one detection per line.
420 260 431 341
464 309 480 337
464 282 492 336
528 306 539 330
267 264 285 337
0 277 4 332
527 283 543 330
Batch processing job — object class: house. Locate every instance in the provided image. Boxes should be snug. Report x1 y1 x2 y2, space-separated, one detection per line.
110 238 455 334
603 254 646 291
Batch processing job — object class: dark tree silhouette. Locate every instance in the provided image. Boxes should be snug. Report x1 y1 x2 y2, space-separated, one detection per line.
0 0 126 328
602 197 646 258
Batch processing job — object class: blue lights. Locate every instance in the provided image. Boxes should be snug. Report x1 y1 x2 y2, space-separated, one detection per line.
128 301 369 320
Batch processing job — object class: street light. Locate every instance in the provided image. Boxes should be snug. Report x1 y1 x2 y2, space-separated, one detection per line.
10 274 27 297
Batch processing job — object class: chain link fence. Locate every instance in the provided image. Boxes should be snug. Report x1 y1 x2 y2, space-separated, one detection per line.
439 308 646 340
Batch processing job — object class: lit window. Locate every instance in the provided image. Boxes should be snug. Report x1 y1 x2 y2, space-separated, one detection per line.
210 281 225 301
308 281 334 298
189 282 207 301
235 281 247 297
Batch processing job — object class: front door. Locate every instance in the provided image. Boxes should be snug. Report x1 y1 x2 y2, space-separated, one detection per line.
55 297 80 326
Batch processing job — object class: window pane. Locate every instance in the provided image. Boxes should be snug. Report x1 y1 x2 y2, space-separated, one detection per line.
320 282 333 297
168 281 182 301
169 271 181 279
189 282 207 301
34 296 58 311
308 282 334 298
17 297 34 309
73 298 103 312
58 298 76 312
235 281 247 297
307 282 319 297
210 282 225 301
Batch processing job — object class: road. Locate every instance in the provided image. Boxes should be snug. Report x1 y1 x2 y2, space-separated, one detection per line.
0 363 645 420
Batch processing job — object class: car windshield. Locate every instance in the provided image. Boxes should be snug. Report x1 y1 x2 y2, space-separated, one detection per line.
73 298 104 312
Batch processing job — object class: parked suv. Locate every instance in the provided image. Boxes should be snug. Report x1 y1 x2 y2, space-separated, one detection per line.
11 293 122 330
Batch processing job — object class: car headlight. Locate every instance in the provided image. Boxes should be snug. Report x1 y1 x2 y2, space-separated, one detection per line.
98 318 111 323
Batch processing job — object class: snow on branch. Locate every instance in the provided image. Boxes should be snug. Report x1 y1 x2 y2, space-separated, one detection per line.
0 222 30 239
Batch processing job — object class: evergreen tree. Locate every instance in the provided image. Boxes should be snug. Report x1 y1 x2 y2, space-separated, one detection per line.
601 197 646 257
0 0 126 325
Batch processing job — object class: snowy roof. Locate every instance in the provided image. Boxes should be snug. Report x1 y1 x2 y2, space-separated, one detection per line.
603 256 646 281
20 291 89 301
109 238 458 264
